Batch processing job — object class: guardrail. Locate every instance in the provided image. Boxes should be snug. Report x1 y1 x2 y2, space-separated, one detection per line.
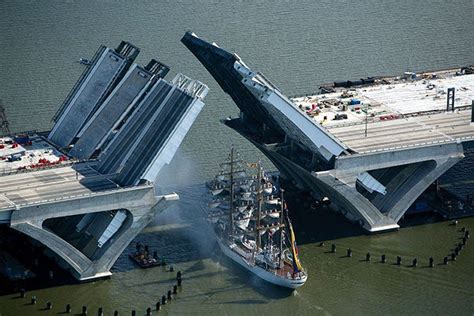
325 106 473 129
0 183 153 210
0 159 90 177
354 136 473 155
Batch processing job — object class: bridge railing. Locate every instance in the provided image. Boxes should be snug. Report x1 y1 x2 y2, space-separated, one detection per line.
0 182 153 211
356 136 473 155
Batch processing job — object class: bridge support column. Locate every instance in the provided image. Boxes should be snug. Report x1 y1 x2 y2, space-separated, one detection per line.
9 188 178 280
325 142 465 232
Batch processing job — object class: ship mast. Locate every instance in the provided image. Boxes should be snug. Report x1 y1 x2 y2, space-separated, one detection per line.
279 188 284 263
255 162 262 250
228 147 234 240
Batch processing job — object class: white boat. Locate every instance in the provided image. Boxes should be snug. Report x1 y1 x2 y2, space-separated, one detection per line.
235 207 253 230
206 147 307 290
217 239 307 289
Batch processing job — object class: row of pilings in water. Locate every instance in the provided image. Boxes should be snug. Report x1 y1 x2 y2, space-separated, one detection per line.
8 224 471 313
321 225 470 268
15 270 183 315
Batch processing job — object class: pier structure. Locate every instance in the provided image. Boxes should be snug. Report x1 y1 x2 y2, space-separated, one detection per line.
182 32 474 232
0 41 208 280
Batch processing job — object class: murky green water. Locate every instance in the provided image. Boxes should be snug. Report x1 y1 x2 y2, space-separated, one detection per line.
1 0 473 315
2 193 474 315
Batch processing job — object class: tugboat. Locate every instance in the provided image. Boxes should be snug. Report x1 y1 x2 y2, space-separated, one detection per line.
206 147 307 289
128 243 161 268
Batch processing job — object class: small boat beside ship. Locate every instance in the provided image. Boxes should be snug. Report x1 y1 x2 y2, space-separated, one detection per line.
128 243 161 268
206 147 307 289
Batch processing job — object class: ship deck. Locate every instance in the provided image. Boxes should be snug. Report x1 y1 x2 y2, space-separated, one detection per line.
231 242 302 279
275 260 296 278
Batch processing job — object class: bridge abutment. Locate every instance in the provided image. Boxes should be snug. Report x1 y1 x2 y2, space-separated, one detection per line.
253 139 466 233
8 185 178 280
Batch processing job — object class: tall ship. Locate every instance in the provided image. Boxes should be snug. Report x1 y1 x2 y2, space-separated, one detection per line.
206 147 307 289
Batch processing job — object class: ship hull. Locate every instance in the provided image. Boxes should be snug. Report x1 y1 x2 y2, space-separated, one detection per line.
216 238 307 289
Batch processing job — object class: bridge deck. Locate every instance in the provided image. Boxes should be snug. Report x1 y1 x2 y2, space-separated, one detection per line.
0 164 119 210
292 72 474 127
327 109 474 154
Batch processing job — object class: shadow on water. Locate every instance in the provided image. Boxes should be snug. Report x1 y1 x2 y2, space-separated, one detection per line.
189 279 292 302
184 260 207 274
112 225 213 273
284 188 367 243
286 187 451 244
399 212 445 228
110 183 215 272
123 250 293 300
292 207 366 244
128 269 222 288
0 226 78 295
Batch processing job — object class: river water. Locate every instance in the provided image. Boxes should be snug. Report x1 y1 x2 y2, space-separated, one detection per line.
1 0 473 315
